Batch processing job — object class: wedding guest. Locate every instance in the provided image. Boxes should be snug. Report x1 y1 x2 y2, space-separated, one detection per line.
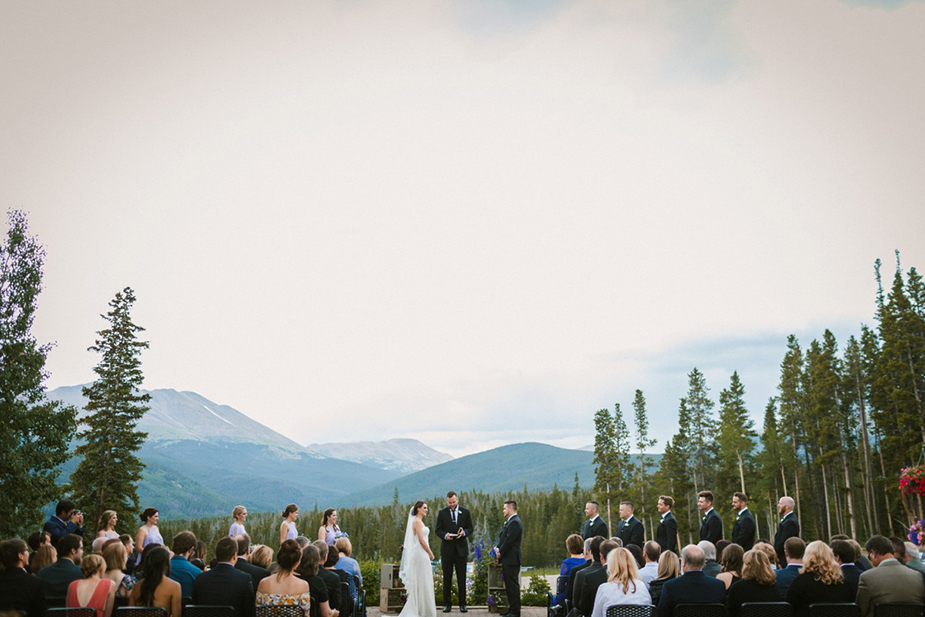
251 545 274 570
129 546 182 616
230 506 248 538
334 537 362 585
257 539 310 617
68 554 117 617
168 531 201 599
102 540 136 602
32 544 57 573
313 540 345 613
324 544 354 616
698 541 721 577
717 543 744 590
45 500 85 547
37 533 84 603
192 537 255 617
726 550 781 617
296 544 338 617
830 539 862 593
590 548 651 617
753 542 779 570
639 541 661 587
656 545 725 617
554 534 585 605
774 537 805 597
191 540 207 570
857 534 925 617
296 537 311 549
92 537 109 555
786 541 852 617
0 538 46 617
715 540 731 563
138 542 165 575
119 534 136 576
647 551 680 606
97 511 120 540
319 509 341 545
26 531 50 571
280 504 300 546
136 508 163 565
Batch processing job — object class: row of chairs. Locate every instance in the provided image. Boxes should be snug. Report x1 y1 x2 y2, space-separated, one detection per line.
595 603 925 617
48 604 326 617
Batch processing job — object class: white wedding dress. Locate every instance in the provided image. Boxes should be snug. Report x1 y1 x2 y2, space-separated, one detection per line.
398 514 437 617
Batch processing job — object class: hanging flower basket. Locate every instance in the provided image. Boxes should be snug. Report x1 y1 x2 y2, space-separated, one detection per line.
900 466 925 495
908 520 925 547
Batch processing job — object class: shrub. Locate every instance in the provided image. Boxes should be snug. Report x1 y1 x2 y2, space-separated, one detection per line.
521 574 551 607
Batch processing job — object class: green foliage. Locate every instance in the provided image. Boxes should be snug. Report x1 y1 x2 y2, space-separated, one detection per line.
68 287 150 533
593 404 632 508
715 372 756 525
0 209 78 538
359 560 383 596
521 574 551 606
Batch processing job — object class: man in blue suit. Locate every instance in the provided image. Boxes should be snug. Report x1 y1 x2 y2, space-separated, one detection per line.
656 544 726 617
774 537 805 598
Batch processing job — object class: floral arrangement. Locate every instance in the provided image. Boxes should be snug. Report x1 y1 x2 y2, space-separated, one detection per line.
487 595 501 607
900 466 925 495
909 520 925 546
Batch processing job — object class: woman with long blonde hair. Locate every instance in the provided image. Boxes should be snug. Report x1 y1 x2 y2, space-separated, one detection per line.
786 541 853 617
590 548 651 617
727 550 784 617
647 550 680 606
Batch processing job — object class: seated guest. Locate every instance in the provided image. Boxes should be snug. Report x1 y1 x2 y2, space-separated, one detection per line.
830 535 871 571
698 541 721 577
715 540 731 563
138 543 164 574
786 541 852 617
626 544 645 570
334 537 362 599
0 538 47 617
774 537 805 598
726 550 781 617
754 542 779 570
26 531 51 572
648 551 680 606
297 544 338 617
129 546 182 616
578 540 620 617
639 542 661 587
257 539 310 617
235 533 270 590
37 533 84 604
68 554 117 617
191 540 207 571
169 531 201 599
656 544 725 617
857 535 925 617
32 544 57 573
312 540 344 613
556 534 586 605
717 543 744 590
567 537 595 605
102 540 135 601
119 535 136 577
296 537 312 549
251 545 274 570
895 538 925 574
45 500 85 547
324 544 354 616
590 548 651 617
192 537 255 617
830 539 862 594
92 537 109 555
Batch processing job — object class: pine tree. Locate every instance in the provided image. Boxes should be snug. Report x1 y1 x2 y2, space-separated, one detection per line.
0 210 78 538
685 368 716 492
778 336 806 523
68 287 150 529
715 371 757 502
755 398 784 539
632 389 657 532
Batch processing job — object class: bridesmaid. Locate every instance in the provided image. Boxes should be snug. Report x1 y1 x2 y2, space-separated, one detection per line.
135 508 163 565
229 506 247 537
317 509 341 545
96 510 120 540
280 504 300 546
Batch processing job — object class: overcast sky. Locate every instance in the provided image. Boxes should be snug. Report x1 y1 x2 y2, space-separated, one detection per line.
2 0 923 458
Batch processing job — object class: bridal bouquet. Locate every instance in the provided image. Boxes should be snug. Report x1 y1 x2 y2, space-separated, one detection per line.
334 531 349 540
900 466 925 495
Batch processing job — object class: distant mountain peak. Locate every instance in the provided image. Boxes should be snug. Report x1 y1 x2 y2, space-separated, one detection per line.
307 438 453 474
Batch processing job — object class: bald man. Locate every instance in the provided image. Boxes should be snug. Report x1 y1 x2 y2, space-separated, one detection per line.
773 497 799 568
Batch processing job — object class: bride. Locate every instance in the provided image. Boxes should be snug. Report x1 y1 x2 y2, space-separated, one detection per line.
399 501 437 617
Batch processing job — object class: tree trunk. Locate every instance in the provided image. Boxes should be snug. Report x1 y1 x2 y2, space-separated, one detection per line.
821 463 832 539
875 439 894 535
842 450 857 538
855 369 878 534
738 451 746 493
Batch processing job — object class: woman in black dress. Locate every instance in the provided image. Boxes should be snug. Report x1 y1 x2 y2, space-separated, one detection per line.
786 541 853 617
727 550 783 617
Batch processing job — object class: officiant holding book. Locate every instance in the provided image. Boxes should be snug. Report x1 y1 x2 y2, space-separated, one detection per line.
435 491 473 613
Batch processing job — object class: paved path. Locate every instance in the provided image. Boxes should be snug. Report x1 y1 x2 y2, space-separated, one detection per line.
369 608 547 617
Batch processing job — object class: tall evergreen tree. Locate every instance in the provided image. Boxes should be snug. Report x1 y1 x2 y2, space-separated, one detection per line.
755 398 784 539
715 371 756 501
0 210 78 538
68 287 150 529
684 368 716 492
632 389 657 531
778 335 806 524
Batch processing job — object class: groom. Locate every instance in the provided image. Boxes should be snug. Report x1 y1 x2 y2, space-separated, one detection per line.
495 500 522 617
435 491 473 613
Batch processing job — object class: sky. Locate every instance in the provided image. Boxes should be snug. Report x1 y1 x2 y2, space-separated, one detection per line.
2 0 923 458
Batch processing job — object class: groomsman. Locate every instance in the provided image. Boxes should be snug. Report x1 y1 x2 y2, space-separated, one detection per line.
730 492 756 551
698 491 723 545
616 501 645 550
774 496 800 568
435 491 474 613
582 501 609 539
496 500 523 617
656 495 678 554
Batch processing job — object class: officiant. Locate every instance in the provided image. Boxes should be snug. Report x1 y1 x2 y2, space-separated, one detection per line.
435 491 474 613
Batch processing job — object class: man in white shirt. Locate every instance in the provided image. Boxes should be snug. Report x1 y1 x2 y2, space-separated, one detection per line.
640 541 661 587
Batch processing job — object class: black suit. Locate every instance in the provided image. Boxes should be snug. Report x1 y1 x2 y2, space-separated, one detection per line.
43 516 83 547
194 562 256 617
497 514 523 616
731 508 756 551
566 560 591 604
575 563 607 617
582 516 608 540
841 564 863 594
656 512 678 554
235 556 270 591
774 512 799 568
435 506 474 606
699 509 723 545
0 567 46 617
617 516 645 549
656 570 726 617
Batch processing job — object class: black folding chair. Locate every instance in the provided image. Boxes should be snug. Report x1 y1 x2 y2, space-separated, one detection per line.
741 603 793 617
256 605 304 617
47 609 97 617
352 574 365 617
675 604 728 617
607 605 654 617
114 608 169 617
182 606 235 617
809 604 861 617
46 598 68 610
340 581 351 615
874 604 925 617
